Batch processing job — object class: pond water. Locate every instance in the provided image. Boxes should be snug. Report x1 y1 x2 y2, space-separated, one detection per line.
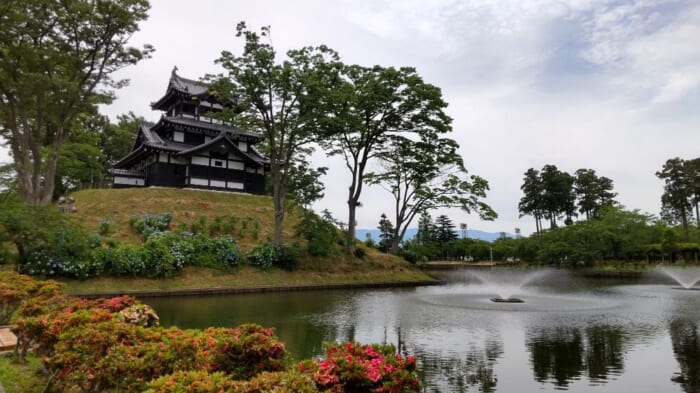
145 269 700 393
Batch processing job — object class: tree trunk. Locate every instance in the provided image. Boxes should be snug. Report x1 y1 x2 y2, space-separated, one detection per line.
695 202 699 228
346 195 356 254
271 170 286 247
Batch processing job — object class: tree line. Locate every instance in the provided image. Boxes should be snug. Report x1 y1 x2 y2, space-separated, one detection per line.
518 165 616 233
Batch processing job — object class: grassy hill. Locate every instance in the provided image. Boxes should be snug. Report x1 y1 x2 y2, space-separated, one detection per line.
69 188 289 250
63 188 432 294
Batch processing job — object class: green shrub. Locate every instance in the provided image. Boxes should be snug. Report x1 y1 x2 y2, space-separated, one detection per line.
401 249 420 264
21 226 102 279
146 371 236 393
246 243 298 271
99 218 114 236
274 244 298 271
247 243 276 270
129 213 172 238
353 247 366 259
295 210 338 256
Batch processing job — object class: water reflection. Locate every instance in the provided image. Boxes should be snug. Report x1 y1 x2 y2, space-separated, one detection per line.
528 327 585 387
417 338 502 393
670 319 700 393
526 324 630 388
145 274 700 393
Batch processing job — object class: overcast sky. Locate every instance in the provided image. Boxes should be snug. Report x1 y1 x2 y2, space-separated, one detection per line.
2 0 699 234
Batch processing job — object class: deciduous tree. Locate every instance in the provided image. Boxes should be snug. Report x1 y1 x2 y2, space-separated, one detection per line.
367 135 495 253
210 22 337 246
0 0 153 204
312 64 453 254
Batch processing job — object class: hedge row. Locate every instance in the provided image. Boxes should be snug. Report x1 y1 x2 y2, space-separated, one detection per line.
21 231 243 279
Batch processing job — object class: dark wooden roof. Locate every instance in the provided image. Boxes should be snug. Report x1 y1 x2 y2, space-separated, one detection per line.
177 132 264 167
151 67 210 111
114 117 267 168
156 116 261 142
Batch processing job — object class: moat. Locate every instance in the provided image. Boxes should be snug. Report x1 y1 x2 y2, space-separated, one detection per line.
146 269 700 393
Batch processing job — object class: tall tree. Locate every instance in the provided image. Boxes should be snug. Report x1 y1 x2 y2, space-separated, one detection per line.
284 159 327 209
416 211 437 245
313 64 453 254
377 213 394 253
574 168 617 220
539 165 576 228
657 157 694 240
435 214 458 244
0 0 153 205
367 135 495 253
688 157 700 227
209 22 337 246
519 168 545 234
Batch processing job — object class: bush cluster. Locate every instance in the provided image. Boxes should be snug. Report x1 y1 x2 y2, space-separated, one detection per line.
295 210 339 256
22 230 242 279
129 212 173 238
4 272 422 393
246 243 297 271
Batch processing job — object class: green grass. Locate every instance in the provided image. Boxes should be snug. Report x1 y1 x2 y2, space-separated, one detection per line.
0 354 45 393
57 188 435 294
69 188 298 250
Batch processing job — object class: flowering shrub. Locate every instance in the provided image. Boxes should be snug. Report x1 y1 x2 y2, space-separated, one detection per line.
246 243 277 270
232 370 318 393
181 233 242 269
202 324 286 378
0 271 65 324
129 212 173 238
246 243 297 270
21 227 103 279
301 342 420 393
6 274 422 393
146 371 237 393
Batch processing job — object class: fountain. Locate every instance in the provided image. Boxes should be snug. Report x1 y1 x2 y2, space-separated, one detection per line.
658 267 700 290
469 270 552 304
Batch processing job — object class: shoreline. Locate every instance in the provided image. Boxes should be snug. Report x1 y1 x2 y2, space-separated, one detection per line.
71 279 443 299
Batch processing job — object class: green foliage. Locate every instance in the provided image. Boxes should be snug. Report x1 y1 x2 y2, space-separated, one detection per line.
21 226 103 279
0 0 153 204
366 135 496 253
377 213 394 253
295 210 339 256
129 213 173 238
285 159 328 208
311 60 456 254
657 157 698 239
353 247 366 259
435 215 458 244
246 243 298 270
181 233 242 269
146 371 237 393
400 249 420 264
247 243 278 270
519 165 617 232
98 218 115 236
209 22 337 246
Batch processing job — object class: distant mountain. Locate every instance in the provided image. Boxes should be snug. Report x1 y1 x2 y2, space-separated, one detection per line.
355 228 516 243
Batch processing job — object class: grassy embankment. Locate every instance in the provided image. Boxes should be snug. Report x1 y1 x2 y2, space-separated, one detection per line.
62 188 433 295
